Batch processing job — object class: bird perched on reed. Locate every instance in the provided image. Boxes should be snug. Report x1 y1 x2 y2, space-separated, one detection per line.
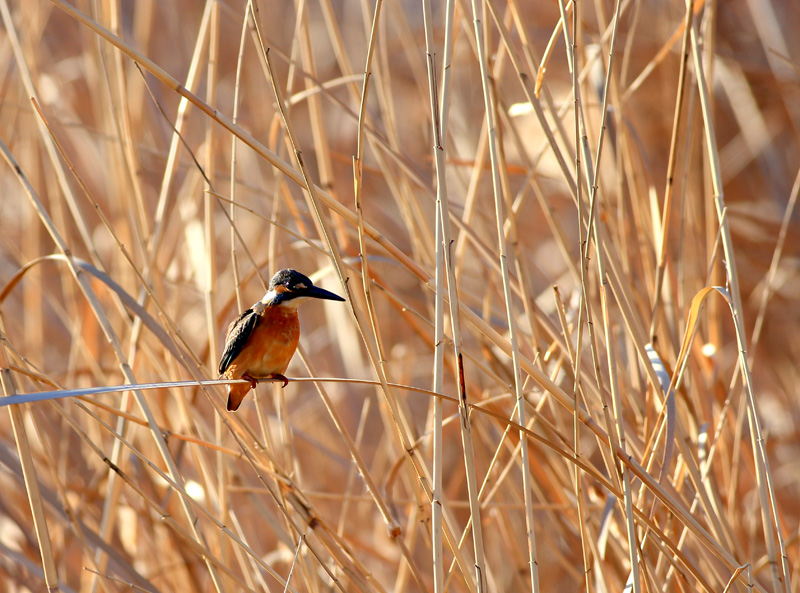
218 269 345 411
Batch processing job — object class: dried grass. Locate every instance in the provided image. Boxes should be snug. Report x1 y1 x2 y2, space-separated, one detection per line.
0 0 799 592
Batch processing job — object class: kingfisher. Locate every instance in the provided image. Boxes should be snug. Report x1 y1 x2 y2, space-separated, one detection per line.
218 269 345 411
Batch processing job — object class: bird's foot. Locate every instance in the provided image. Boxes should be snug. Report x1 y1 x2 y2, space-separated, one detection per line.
242 373 259 390
271 373 289 388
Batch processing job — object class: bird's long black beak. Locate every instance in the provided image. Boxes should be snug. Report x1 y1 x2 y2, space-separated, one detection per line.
303 285 345 302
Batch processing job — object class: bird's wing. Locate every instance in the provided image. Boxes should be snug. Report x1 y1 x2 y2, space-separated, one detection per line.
218 309 260 374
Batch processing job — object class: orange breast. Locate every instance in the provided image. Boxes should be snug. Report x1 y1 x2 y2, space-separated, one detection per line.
224 307 300 379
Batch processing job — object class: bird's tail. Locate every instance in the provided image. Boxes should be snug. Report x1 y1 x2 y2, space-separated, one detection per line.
227 382 251 411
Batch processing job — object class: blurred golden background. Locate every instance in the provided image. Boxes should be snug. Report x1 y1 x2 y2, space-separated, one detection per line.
0 0 798 591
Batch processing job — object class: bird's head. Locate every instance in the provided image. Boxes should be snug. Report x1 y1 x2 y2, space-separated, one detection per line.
260 269 345 309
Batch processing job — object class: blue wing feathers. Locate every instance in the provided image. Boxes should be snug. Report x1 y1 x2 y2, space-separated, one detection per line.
218 309 259 374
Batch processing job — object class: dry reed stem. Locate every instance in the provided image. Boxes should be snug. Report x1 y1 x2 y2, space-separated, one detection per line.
420 1 451 592
1 370 59 591
470 0 539 590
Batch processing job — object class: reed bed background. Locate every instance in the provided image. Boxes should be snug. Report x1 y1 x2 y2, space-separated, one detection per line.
0 0 798 591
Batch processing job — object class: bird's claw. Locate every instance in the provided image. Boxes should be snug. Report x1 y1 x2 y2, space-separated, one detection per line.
242 374 259 390
241 373 289 388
